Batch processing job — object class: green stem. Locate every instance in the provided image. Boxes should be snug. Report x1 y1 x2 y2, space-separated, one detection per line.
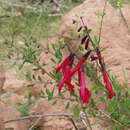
98 0 108 43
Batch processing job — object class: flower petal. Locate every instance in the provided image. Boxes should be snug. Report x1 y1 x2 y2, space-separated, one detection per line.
105 81 116 99
85 36 90 50
56 57 70 73
80 86 91 103
56 53 74 73
102 71 116 99
58 65 74 93
81 35 89 44
66 82 74 92
77 26 83 32
71 50 91 76
58 77 66 93
78 67 91 103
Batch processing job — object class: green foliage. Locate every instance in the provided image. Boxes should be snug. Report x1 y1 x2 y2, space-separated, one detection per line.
15 103 30 116
109 0 130 8
52 43 63 61
15 90 35 116
1 0 130 129
65 102 70 109
73 104 80 119
0 6 61 71
90 75 130 129
46 87 55 100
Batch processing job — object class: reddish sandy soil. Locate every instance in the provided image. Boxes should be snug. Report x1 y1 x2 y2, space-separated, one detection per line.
0 0 130 129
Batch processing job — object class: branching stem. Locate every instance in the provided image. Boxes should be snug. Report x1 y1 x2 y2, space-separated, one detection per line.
98 0 108 43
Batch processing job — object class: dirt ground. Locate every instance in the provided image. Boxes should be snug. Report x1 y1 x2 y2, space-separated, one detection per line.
0 0 130 129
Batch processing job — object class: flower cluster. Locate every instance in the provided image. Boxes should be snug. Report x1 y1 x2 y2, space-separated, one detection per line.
56 51 91 103
56 23 116 103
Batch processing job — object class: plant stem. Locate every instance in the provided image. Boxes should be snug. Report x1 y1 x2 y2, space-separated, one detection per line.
29 116 42 130
2 113 92 124
119 8 130 33
98 109 123 126
3 113 73 124
98 0 108 43
69 118 79 130
80 17 96 48
82 107 92 130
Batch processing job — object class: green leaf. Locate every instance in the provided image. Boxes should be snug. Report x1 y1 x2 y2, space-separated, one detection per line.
26 72 32 81
52 43 60 51
58 93 64 98
46 87 55 100
92 36 99 45
38 75 42 82
40 95 47 98
96 12 106 17
46 89 53 100
33 66 42 71
50 58 56 64
69 32 75 40
39 91 47 98
56 72 62 80
15 103 30 116
55 51 62 61
55 44 60 50
65 102 70 110
79 45 84 51
83 29 92 36
73 104 80 119
91 85 101 94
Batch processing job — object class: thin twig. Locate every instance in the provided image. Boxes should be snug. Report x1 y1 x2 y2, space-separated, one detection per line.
54 96 77 102
65 42 81 59
29 116 42 130
3 113 73 124
98 109 123 126
119 8 130 34
82 108 92 130
80 17 95 47
69 118 79 130
98 0 108 42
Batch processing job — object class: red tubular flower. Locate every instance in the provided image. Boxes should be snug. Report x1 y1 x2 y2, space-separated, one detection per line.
56 53 75 93
102 71 116 99
58 65 74 92
71 50 91 76
96 48 116 98
56 53 74 73
56 57 70 73
58 50 91 93
77 26 83 32
78 66 91 103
